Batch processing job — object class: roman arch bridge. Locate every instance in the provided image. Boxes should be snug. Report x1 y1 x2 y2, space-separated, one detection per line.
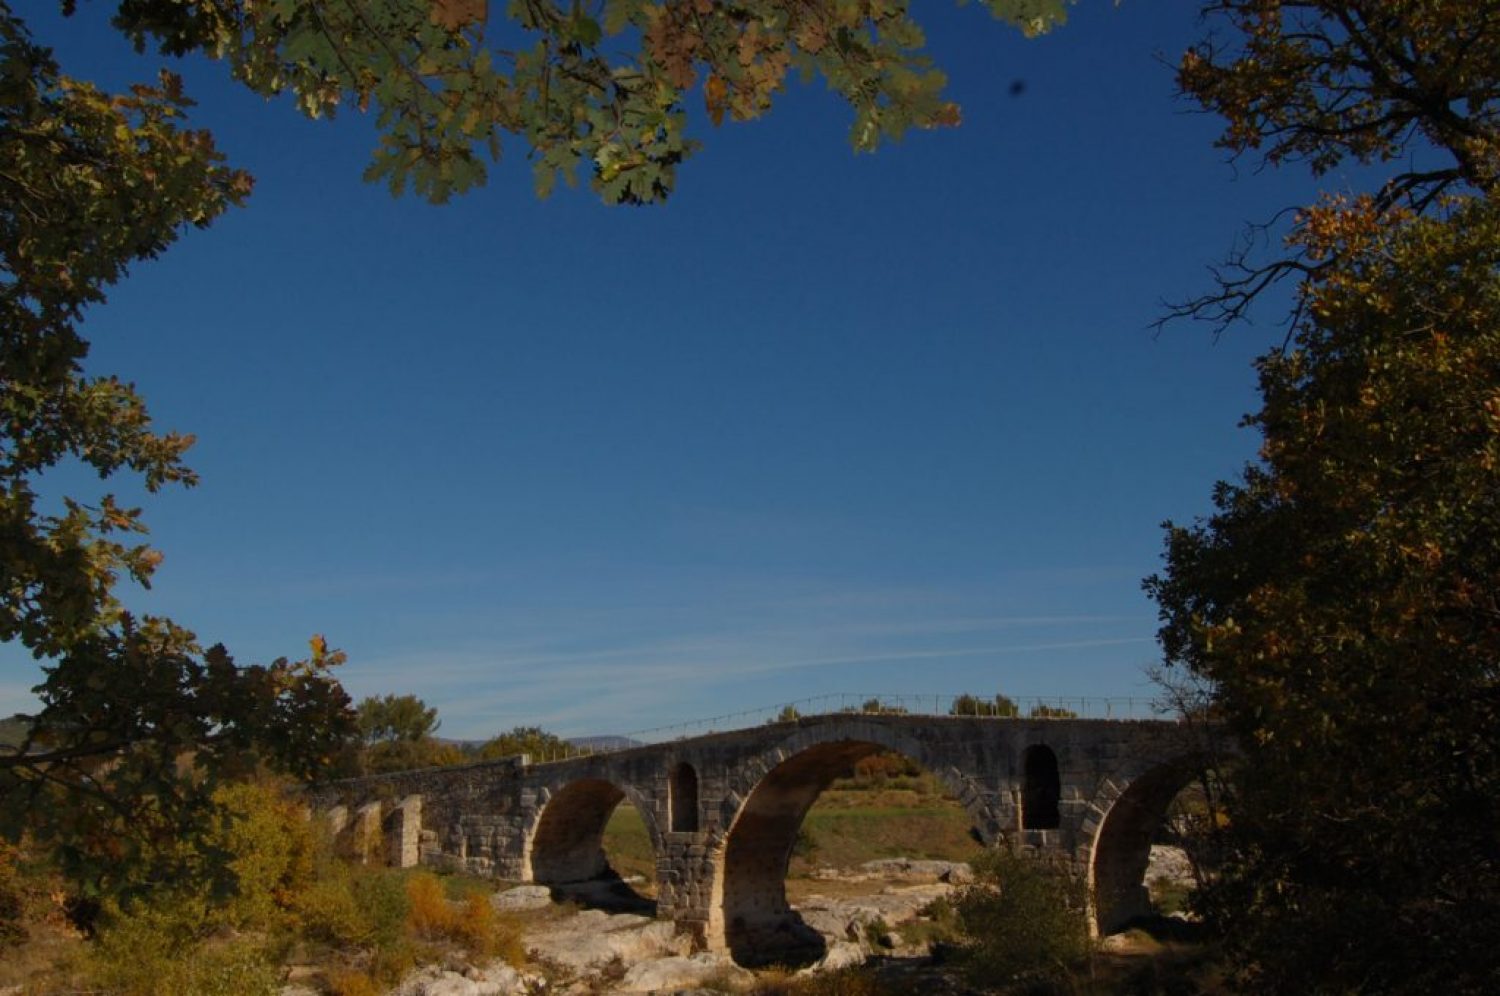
309 711 1209 965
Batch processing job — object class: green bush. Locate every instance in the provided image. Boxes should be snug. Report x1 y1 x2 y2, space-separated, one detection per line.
207 780 316 929
955 848 1092 991
353 870 410 948
86 908 279 996
296 873 371 946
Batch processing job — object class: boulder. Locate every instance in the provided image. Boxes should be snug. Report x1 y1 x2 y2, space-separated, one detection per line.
492 885 554 912
527 914 688 972
618 953 750 993
390 962 527 996
804 941 866 974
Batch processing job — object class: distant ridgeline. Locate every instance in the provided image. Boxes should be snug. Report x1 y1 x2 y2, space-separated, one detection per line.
0 714 30 751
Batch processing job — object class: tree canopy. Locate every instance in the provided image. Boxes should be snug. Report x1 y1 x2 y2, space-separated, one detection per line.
96 0 1075 203
357 694 441 744
0 0 352 897
1168 0 1500 332
1149 2 1500 991
474 725 576 761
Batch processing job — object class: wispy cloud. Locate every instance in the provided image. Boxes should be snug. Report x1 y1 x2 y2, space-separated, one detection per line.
348 581 1155 738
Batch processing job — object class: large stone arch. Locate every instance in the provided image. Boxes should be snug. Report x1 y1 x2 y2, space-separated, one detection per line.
523 776 661 887
1083 756 1204 935
710 721 998 966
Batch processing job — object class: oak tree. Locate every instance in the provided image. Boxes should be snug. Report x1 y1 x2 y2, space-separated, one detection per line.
98 0 1076 203
1168 0 1500 332
1150 4 1500 991
1 2 353 898
1147 195 1500 994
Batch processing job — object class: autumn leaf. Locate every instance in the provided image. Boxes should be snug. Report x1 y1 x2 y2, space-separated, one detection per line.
430 0 486 33
705 73 728 126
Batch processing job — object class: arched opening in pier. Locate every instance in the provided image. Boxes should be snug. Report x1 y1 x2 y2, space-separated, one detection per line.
1090 760 1219 936
670 762 699 832
717 739 983 968
1021 744 1061 830
530 778 656 913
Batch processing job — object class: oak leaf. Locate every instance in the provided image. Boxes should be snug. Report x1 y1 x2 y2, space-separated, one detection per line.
430 0 486 32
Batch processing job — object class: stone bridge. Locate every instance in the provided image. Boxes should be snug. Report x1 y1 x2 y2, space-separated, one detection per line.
309 713 1207 966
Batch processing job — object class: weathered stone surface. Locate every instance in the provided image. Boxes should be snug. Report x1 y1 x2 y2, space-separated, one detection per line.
389 963 526 996
618 953 750 992
854 858 972 883
491 885 553 911
526 913 689 972
804 941 866 973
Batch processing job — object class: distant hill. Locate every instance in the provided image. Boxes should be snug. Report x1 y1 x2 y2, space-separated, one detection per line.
0 713 31 750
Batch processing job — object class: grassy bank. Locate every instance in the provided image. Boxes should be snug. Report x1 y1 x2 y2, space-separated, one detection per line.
600 766 982 885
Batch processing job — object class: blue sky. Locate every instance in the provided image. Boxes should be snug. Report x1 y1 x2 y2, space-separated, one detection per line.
5 2 1334 738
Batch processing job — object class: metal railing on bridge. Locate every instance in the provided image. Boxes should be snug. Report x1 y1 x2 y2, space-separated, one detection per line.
523 693 1172 764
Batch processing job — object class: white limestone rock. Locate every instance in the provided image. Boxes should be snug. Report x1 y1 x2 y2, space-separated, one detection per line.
492 885 555 911
618 953 750 993
527 914 688 972
804 941 866 974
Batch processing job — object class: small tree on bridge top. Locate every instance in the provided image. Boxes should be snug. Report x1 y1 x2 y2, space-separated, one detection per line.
949 693 1019 718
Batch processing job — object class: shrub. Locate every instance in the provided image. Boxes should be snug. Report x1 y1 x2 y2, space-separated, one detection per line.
954 848 1091 990
326 966 382 996
296 873 370 946
85 910 279 996
208 780 316 928
949 693 1020 718
0 841 28 946
403 870 523 962
862 916 894 950
369 938 418 987
353 870 410 949
405 871 451 939
902 894 964 951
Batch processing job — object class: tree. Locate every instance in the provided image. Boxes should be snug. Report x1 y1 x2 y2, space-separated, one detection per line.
0 625 354 901
346 694 464 773
1166 0 1500 333
0 2 353 897
356 694 440 744
474 725 575 761
1147 198 1500 994
949 692 1019 717
1148 7 1500 990
1025 702 1075 719
87 0 1074 205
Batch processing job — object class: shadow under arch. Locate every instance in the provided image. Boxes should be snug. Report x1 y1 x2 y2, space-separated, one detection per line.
527 777 658 914
1088 758 1203 935
716 735 983 968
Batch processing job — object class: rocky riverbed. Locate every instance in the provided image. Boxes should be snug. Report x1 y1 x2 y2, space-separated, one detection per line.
338 859 975 996
286 848 1198 996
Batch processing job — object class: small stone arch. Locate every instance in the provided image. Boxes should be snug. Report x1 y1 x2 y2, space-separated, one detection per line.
1084 758 1202 934
1021 743 1061 830
524 777 659 886
670 762 699 832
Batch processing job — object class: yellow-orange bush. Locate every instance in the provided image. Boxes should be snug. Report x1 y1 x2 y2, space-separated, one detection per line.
402 872 521 962
325 966 381 996
405 871 451 939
